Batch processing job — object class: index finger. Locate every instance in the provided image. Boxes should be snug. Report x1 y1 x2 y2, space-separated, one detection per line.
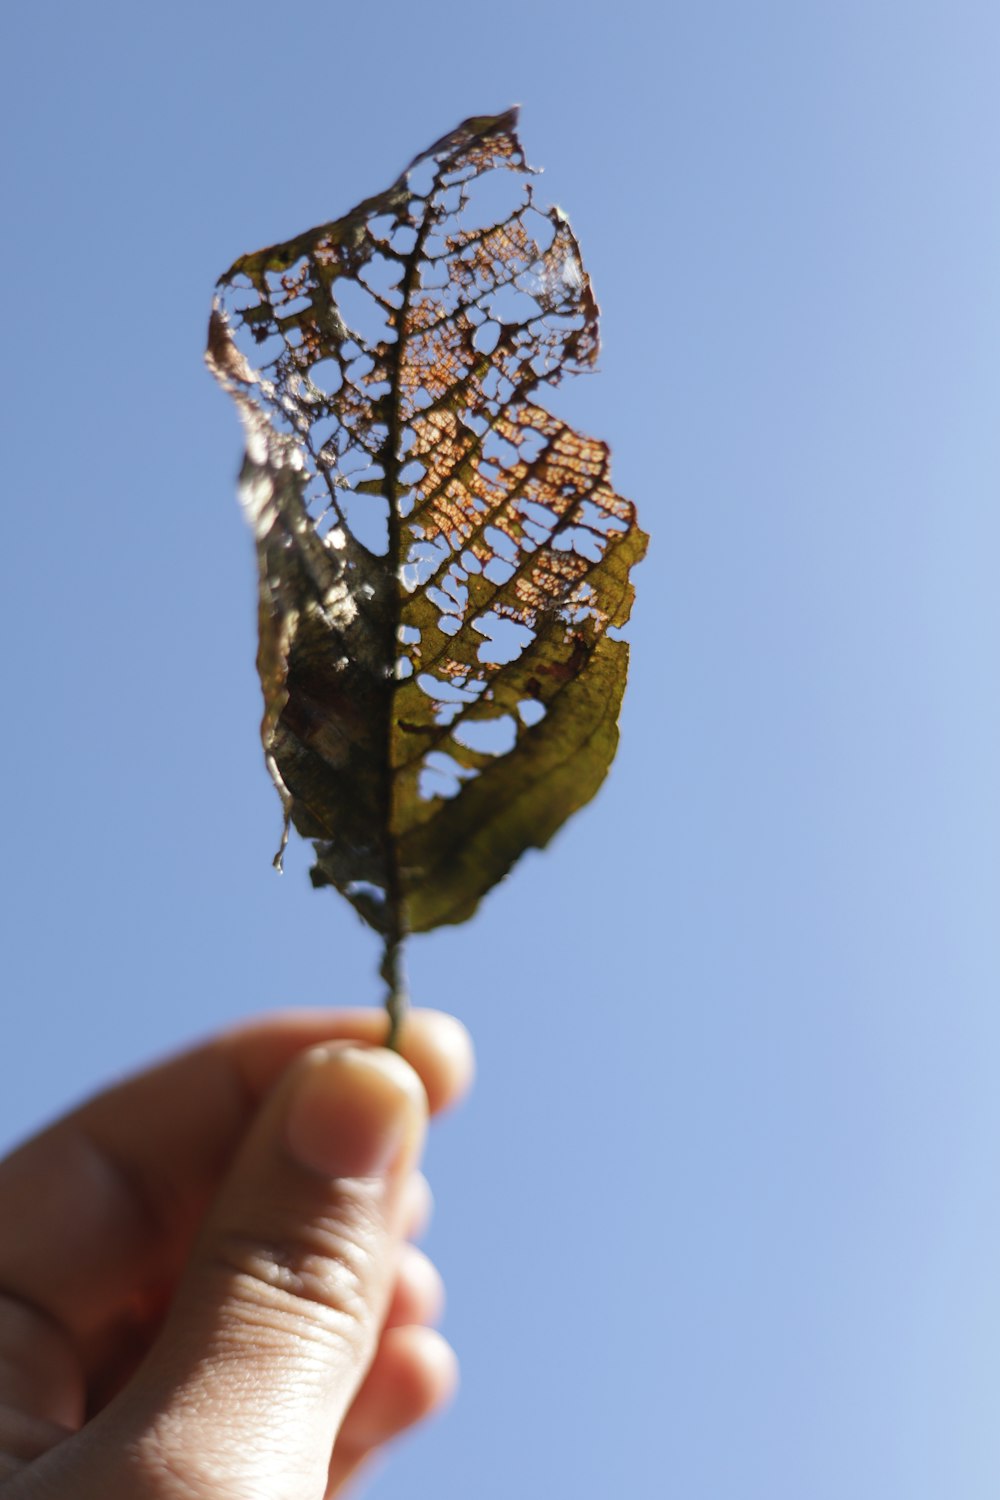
0 1008 473 1347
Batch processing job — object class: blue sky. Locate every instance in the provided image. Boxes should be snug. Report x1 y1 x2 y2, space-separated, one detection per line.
3 1 1000 1496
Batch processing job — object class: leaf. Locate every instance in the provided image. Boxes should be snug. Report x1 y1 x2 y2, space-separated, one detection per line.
206 108 647 1039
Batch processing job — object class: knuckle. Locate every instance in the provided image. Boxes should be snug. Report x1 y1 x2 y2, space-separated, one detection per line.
205 1197 385 1354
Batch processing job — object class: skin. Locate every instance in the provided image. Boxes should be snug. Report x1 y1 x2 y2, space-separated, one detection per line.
0 1008 475 1499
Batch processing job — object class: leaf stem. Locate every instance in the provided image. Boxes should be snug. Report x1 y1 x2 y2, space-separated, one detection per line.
381 929 408 1052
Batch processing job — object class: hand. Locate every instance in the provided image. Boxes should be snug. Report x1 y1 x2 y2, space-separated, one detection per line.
0 1008 474 1498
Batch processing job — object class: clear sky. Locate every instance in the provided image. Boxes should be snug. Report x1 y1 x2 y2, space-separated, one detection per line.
3 2 1000 1496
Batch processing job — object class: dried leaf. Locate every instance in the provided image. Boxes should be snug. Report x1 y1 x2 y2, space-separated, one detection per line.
207 109 646 1039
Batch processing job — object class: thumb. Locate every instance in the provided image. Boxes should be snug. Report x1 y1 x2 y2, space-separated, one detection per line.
110 1042 426 1499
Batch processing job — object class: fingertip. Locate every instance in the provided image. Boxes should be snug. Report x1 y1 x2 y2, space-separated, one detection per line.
326 1327 458 1493
401 1171 434 1241
283 1043 427 1179
398 1011 475 1115
389 1324 460 1420
221 1008 474 1117
403 1325 459 1413
385 1244 445 1329
339 1326 458 1452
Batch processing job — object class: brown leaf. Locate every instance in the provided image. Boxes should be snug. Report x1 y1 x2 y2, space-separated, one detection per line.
207 109 646 1039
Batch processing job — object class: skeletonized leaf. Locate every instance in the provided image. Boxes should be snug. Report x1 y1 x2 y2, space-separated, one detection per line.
207 109 646 1030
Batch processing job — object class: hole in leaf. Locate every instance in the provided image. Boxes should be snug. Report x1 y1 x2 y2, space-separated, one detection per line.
483 556 515 585
335 279 391 346
418 259 449 291
417 673 486 704
265 260 308 292
339 489 389 555
243 331 285 367
473 320 501 355
520 499 555 531
552 525 603 562
473 612 535 664
309 359 343 397
392 224 418 255
345 880 387 904
441 569 469 610
338 443 375 475
482 430 520 468
437 184 463 215
400 536 452 591
517 699 547 727
518 426 547 463
484 525 519 562
461 409 489 437
277 294 312 319
418 751 476 801
427 585 458 617
489 282 542 326
345 353 375 385
452 715 518 756
359 252 405 301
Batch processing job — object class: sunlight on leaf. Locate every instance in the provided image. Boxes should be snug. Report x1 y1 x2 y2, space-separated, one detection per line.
207 109 647 1042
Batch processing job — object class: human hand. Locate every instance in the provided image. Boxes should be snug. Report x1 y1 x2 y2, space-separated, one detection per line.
0 1008 473 1498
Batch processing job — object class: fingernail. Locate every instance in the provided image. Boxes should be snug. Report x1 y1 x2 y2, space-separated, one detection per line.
285 1044 427 1179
